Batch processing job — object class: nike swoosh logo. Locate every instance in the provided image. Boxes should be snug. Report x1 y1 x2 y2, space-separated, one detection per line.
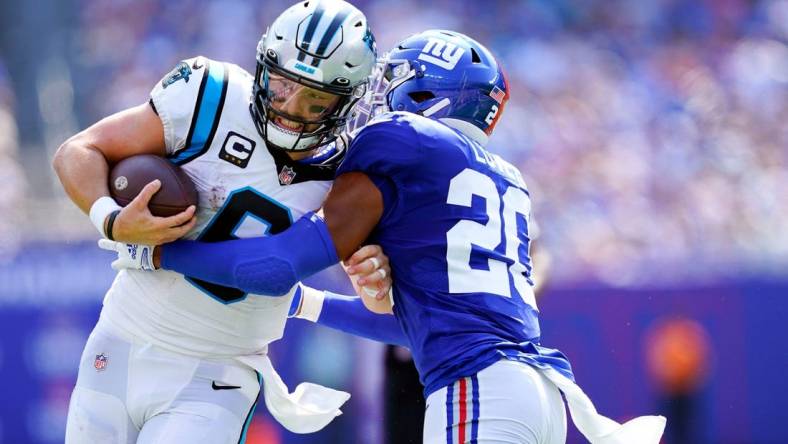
212 381 242 390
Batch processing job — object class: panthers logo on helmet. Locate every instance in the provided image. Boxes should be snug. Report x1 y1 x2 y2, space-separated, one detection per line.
363 26 376 53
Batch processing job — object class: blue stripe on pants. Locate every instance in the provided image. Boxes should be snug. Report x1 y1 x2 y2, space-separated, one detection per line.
237 371 263 444
470 375 480 443
446 381 454 444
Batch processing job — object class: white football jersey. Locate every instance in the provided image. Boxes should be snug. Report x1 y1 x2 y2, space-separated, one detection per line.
101 57 342 358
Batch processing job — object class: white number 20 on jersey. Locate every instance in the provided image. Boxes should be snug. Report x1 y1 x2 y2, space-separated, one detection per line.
445 169 537 309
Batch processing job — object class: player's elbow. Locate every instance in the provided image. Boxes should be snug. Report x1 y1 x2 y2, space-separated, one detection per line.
233 258 299 296
51 139 72 176
52 135 85 176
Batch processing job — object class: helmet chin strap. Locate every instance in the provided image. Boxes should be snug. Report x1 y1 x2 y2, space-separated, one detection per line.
265 121 323 152
440 118 490 146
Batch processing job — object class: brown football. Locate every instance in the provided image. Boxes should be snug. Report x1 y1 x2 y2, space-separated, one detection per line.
109 154 198 217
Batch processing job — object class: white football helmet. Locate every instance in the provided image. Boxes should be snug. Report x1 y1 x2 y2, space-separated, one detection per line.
251 0 377 152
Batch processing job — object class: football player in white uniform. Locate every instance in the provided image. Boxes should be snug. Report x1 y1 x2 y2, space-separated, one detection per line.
52 1 380 442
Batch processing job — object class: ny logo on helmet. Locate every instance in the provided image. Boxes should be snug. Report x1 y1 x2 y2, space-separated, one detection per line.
417 38 465 71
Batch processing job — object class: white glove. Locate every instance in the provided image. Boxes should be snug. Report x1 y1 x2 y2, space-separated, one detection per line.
98 239 157 271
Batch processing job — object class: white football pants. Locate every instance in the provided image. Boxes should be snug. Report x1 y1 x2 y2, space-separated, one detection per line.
423 360 567 444
65 320 261 444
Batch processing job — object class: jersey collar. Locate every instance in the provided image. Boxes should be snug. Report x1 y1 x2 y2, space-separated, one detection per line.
264 138 346 186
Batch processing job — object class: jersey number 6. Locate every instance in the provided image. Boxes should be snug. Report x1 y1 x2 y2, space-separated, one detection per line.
185 187 292 304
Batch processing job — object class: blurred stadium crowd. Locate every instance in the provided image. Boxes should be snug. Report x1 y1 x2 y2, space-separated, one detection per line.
0 0 786 285
0 1 786 443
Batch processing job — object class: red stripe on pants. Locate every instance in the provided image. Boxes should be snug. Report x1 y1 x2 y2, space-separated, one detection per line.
458 378 467 443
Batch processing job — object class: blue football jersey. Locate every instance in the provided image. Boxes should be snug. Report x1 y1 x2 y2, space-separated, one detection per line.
338 112 573 396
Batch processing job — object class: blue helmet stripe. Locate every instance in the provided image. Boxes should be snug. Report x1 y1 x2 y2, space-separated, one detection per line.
297 2 325 62
310 9 350 67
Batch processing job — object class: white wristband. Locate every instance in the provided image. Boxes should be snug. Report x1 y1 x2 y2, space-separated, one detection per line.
89 196 122 238
297 285 326 322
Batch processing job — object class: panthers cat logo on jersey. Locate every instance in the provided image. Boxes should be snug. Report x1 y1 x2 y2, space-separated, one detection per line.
162 62 192 89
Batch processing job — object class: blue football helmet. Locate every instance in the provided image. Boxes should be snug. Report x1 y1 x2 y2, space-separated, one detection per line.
350 29 509 144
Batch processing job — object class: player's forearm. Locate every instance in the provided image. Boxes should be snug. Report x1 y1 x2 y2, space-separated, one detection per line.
160 213 340 296
52 138 112 214
314 290 408 347
54 103 168 216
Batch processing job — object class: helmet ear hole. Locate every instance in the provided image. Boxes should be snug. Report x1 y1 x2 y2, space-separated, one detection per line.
408 91 435 103
470 48 481 64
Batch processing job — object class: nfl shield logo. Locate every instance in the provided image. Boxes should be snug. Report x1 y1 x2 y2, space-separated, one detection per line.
94 353 108 371
278 166 296 185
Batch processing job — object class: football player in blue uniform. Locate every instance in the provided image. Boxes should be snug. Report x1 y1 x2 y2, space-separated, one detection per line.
107 30 666 443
